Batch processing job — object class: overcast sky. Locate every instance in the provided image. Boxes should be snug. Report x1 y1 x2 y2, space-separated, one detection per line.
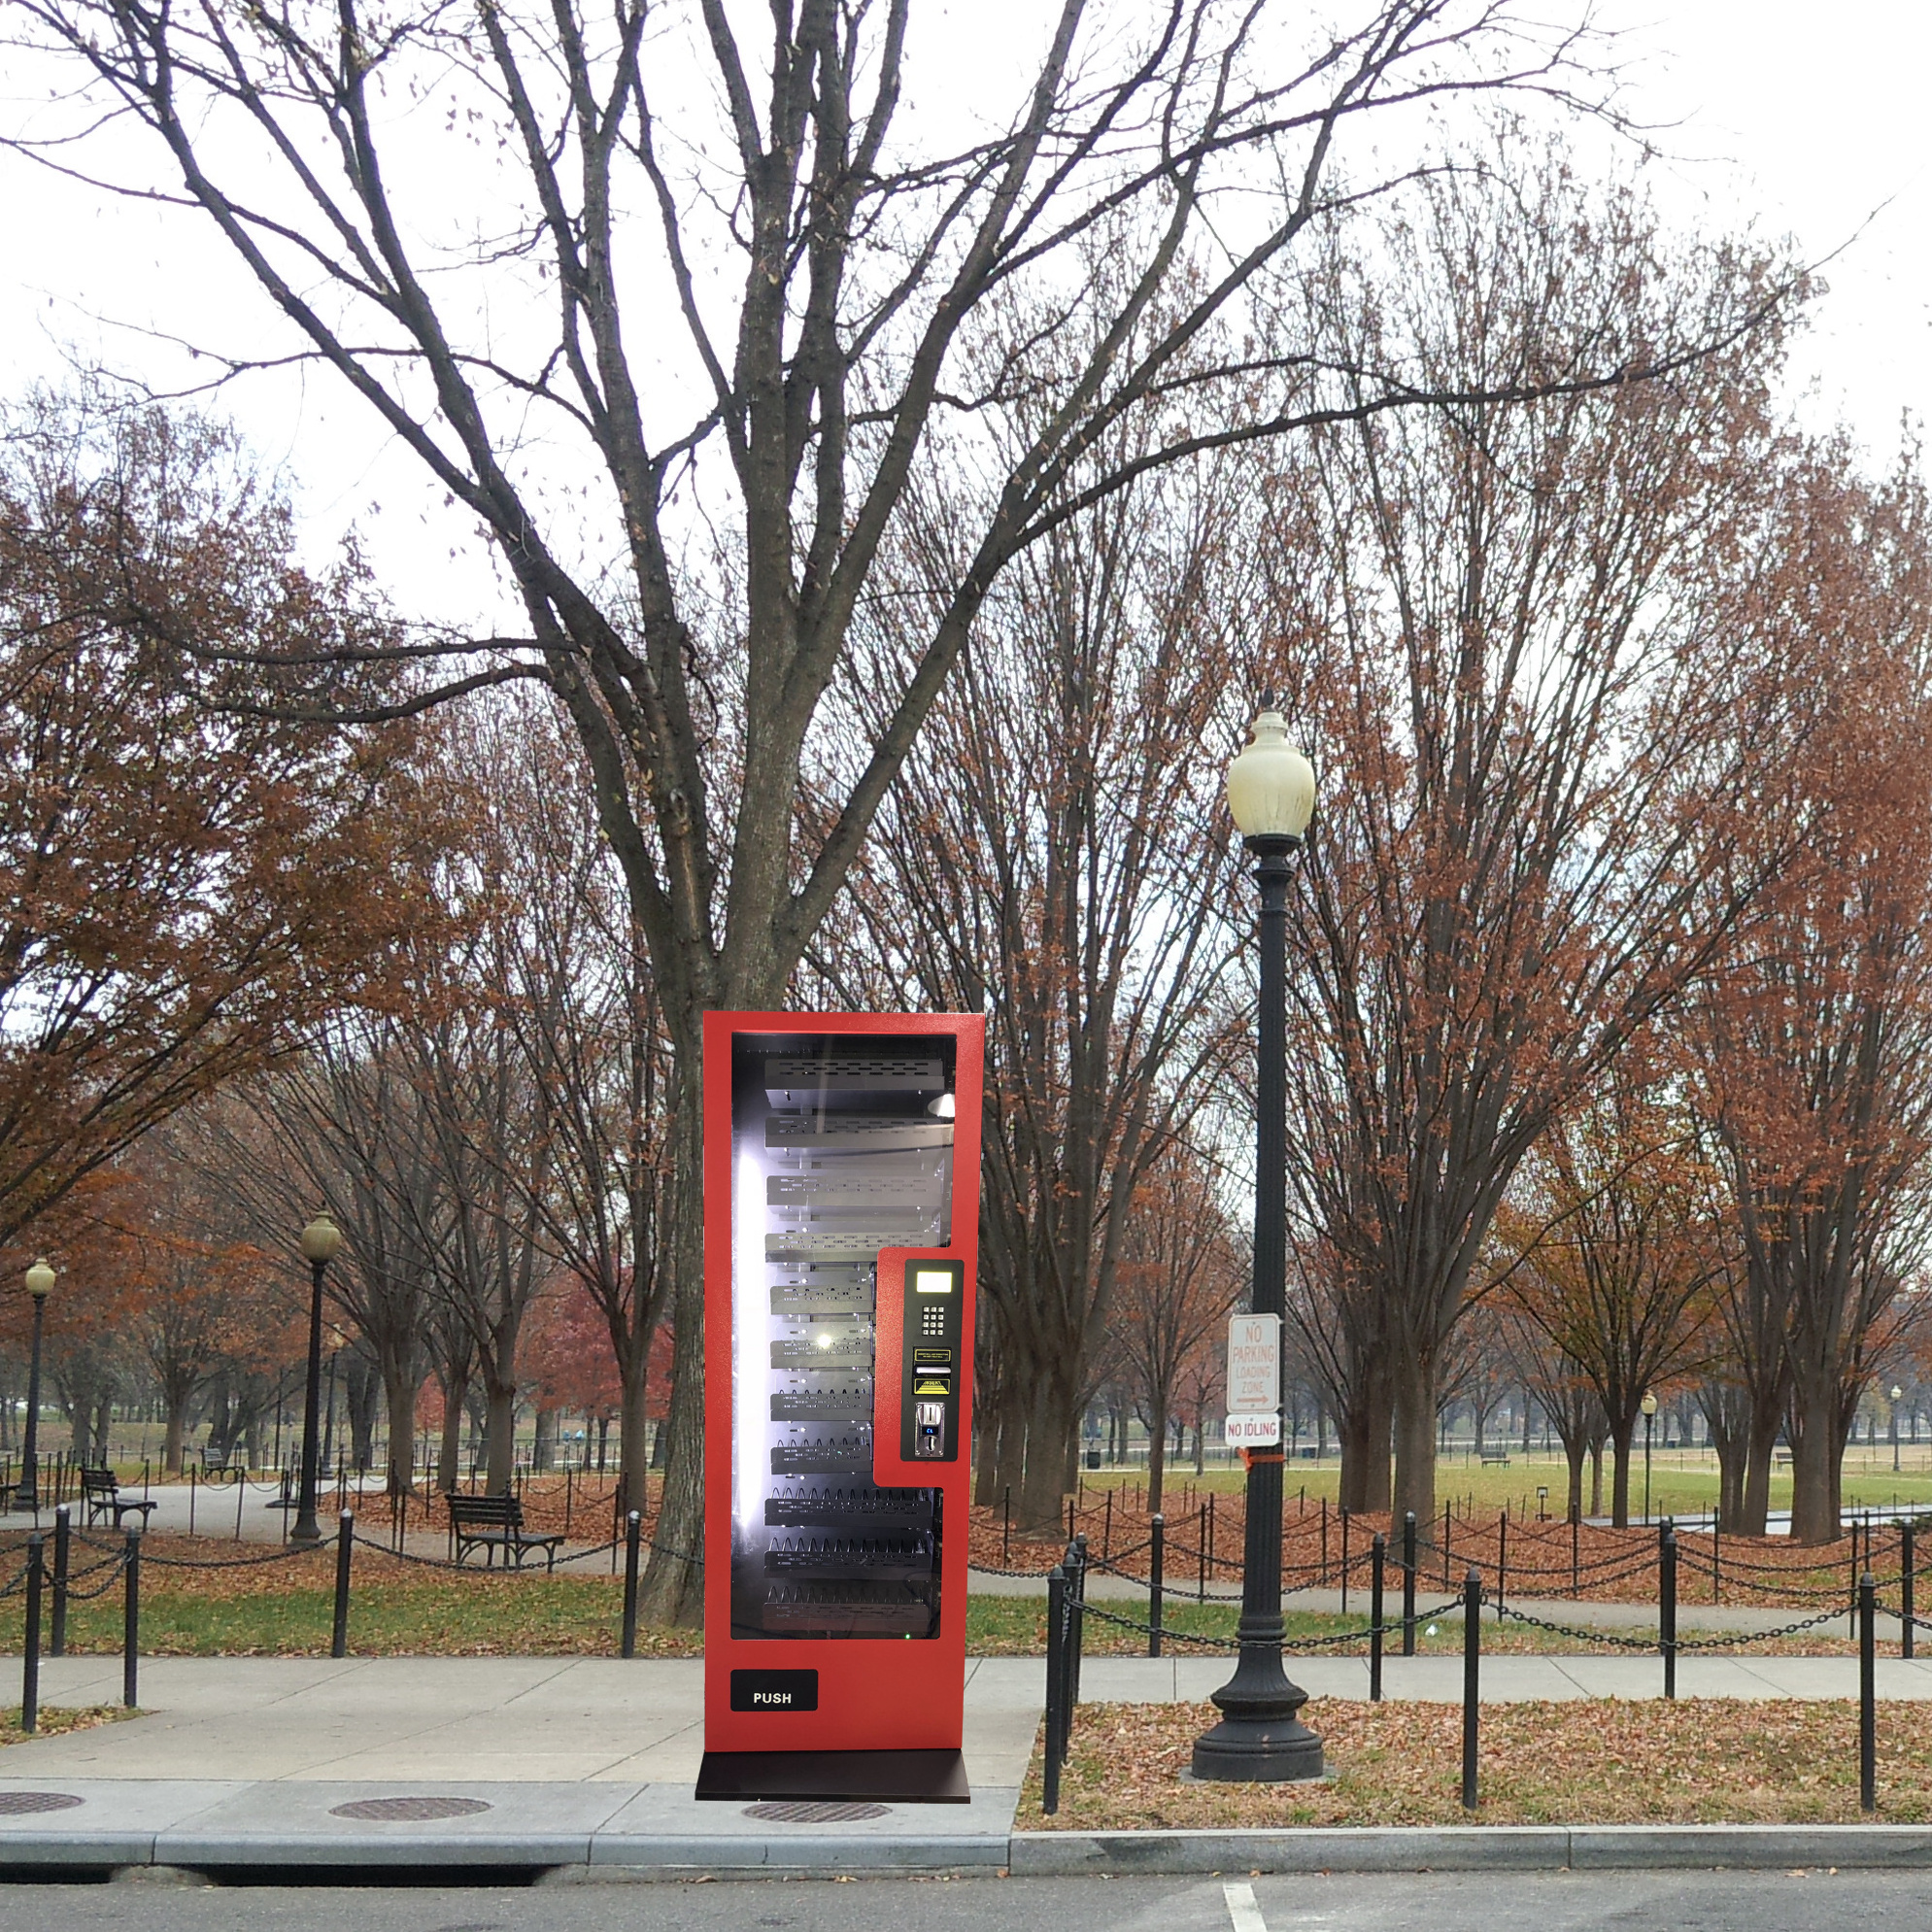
2 1 1926 621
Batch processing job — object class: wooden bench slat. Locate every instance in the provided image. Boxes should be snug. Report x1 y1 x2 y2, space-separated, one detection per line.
444 1492 563 1572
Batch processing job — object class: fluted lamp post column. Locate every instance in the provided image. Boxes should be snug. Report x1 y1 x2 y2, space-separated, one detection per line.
1641 1390 1658 1526
292 1213 343 1548
1193 709 1323 1783
20 1259 54 1513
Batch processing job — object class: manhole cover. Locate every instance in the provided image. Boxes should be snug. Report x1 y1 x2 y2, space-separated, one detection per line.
742 1801 891 1823
0 1792 84 1814
329 1796 494 1821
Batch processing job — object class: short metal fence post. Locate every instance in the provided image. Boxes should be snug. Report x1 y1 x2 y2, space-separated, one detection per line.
1148 1513 1165 1659
331 1511 354 1659
1002 1486 1011 1566
621 1509 641 1658
1043 1564 1066 1816
1903 1521 1916 1663
1340 1508 1350 1615
1461 1567 1481 1811
1370 1532 1385 1703
51 1505 70 1658
1102 1489 1112 1563
21 1534 45 1735
1660 1522 1677 1701
1571 1503 1580 1599
1860 1569 1878 1813
1068 1535 1088 1715
122 1531 141 1709
1197 1503 1207 1603
1497 1507 1508 1617
1402 1510 1417 1657
1442 1503 1452 1589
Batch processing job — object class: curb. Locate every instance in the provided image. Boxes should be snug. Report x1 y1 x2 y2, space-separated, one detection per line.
10 1823 1932 1880
1007 1823 1932 1874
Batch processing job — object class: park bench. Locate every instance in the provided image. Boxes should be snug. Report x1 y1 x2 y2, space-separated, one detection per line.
198 1447 243 1483
81 1467 157 1531
1480 1453 1510 1467
445 1492 564 1572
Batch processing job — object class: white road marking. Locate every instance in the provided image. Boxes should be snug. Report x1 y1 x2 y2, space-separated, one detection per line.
1224 1880 1269 1932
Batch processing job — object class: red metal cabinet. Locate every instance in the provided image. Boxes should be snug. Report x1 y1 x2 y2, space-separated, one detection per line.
696 1010 984 1801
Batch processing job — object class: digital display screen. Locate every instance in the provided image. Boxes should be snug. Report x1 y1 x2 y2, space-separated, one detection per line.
914 1269 955 1295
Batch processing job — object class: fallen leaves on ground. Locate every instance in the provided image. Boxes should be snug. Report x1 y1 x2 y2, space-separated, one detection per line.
1019 1697 1932 1828
0 1706 130 1750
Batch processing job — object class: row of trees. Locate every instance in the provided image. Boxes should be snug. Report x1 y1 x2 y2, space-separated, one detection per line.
3 2 1929 1611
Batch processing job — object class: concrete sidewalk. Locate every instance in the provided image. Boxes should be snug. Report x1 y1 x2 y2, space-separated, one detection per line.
12 1650 1932 1788
4 1654 1932 1879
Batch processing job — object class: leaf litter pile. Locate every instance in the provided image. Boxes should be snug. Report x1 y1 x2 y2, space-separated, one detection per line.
1019 1697 1932 1828
0 1707 129 1750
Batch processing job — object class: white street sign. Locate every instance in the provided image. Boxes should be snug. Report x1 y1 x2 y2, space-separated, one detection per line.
1225 1412 1283 1446
1226 1312 1281 1413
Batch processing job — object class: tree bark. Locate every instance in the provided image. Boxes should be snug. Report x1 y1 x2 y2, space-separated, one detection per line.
1145 1398 1169 1516
635 1074 704 1625
382 1362 418 1498
1391 1347 1440 1529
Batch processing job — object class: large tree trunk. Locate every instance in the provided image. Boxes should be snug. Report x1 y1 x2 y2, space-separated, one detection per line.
1609 1417 1635 1527
483 1375 517 1495
618 1342 652 1518
1338 1351 1392 1514
1145 1398 1169 1516
637 1074 704 1626
436 1362 468 1494
382 1362 418 1499
1391 1347 1440 1529
1017 1367 1081 1534
162 1398 186 1477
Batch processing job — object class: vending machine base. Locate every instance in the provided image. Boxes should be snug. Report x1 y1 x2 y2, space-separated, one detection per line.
695 1747 969 1804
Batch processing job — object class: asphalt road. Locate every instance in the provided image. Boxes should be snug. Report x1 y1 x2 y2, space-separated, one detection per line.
0 1870 1913 1932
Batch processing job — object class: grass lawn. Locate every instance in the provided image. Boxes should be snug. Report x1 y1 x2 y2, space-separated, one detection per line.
1018 1697 1932 1827
1074 1449 1932 1524
0 1572 1881 1659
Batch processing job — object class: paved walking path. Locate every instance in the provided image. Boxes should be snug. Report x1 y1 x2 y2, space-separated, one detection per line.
7 1649 1932 1790
3 1653 1931 1878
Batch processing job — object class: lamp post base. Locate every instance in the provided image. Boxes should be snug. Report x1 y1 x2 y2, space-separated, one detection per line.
1191 1712 1325 1782
1191 1642 1324 1782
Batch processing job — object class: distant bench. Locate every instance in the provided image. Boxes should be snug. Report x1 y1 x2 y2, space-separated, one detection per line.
1480 1454 1510 1468
81 1467 157 1530
445 1492 564 1572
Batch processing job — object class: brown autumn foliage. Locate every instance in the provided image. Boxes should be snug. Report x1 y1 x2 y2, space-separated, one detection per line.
1261 154 1819 1528
1112 1138 1245 1514
1491 1070 1722 1526
13 0 1771 1622
0 392 448 1252
1680 449 1932 1542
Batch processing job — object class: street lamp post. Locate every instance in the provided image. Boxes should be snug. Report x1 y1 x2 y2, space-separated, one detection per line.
1192 710 1322 1784
1892 1386 1904 1475
292 1214 343 1548
1641 1391 1658 1526
19 1260 54 1512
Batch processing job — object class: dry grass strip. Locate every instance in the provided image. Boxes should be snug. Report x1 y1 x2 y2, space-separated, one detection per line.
1018 1697 1932 1828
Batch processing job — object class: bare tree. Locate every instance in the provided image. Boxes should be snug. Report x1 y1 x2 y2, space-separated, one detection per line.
1262 154 1808 1527
6 0 1785 1613
1113 1139 1243 1513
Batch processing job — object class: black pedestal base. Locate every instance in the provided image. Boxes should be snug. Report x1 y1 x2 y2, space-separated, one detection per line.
1190 1714 1325 1783
696 1747 969 1803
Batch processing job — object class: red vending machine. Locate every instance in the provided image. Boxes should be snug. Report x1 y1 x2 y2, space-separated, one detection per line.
696 1010 985 1802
